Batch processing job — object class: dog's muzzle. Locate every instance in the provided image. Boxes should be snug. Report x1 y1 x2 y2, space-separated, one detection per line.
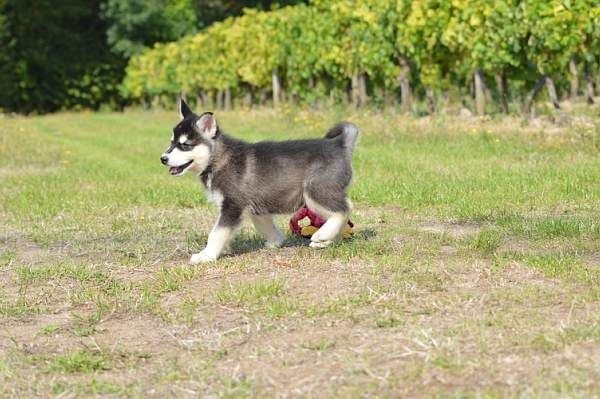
160 155 168 165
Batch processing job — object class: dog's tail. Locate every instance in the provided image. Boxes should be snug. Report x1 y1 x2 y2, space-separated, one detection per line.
325 122 359 153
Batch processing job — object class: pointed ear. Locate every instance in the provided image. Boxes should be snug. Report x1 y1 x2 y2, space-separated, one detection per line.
194 112 218 139
178 97 193 120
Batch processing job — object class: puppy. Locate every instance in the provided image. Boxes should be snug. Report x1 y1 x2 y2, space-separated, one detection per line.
160 99 358 263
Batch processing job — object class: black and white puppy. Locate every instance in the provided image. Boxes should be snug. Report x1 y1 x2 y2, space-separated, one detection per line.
160 99 359 263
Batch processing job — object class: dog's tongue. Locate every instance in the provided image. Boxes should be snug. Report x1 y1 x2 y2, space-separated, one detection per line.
169 167 179 175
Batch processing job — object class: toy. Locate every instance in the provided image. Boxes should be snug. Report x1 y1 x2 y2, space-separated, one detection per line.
289 207 353 239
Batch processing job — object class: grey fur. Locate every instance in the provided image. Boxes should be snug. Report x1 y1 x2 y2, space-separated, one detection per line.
161 99 359 261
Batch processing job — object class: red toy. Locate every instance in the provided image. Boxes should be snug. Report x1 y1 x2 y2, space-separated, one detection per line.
289 207 354 238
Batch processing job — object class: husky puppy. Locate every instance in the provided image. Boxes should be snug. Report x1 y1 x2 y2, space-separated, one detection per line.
160 99 359 263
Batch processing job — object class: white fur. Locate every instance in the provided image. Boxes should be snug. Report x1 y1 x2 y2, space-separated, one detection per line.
164 144 211 176
304 195 349 248
304 195 335 219
178 99 186 120
250 214 285 248
190 223 234 263
178 134 188 144
201 174 224 207
309 213 347 248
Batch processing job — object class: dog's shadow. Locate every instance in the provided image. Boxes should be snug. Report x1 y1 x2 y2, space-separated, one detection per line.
227 228 377 256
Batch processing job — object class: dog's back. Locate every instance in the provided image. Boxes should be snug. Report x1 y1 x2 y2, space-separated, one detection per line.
210 123 359 216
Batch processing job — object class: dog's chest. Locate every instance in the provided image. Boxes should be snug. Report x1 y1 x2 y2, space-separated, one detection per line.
200 173 224 208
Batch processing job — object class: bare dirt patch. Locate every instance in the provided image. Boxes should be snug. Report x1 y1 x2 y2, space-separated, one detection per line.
587 252 600 268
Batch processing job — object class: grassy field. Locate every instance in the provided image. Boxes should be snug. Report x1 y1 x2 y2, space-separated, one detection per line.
1 106 599 397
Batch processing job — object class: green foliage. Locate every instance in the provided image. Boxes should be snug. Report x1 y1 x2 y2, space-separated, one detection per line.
0 0 124 113
523 0 591 74
442 0 526 74
122 0 600 110
397 0 455 88
100 0 198 58
0 0 17 111
0 0 308 114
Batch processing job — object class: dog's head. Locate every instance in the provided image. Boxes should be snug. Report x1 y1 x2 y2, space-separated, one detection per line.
160 98 219 176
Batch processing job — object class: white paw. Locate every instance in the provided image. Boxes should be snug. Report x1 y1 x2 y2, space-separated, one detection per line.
190 250 217 264
309 240 333 249
265 236 285 248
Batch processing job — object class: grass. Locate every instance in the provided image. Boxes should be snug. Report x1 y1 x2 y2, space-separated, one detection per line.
215 278 286 307
301 339 336 352
0 107 599 397
39 324 61 336
48 350 110 373
470 229 503 255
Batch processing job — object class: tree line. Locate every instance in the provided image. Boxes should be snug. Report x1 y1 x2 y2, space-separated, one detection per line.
124 0 600 116
0 0 303 114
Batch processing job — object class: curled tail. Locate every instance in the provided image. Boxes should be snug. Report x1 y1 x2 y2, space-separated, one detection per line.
325 122 359 153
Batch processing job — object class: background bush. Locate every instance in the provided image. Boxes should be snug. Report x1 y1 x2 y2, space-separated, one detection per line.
123 0 600 115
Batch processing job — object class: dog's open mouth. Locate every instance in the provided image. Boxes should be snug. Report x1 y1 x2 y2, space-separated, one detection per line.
169 160 193 176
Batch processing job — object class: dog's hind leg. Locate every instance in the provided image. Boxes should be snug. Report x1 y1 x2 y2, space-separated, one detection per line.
250 214 285 248
304 195 351 249
190 202 242 263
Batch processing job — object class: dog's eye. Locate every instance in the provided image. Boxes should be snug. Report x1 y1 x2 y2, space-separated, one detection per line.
180 143 194 151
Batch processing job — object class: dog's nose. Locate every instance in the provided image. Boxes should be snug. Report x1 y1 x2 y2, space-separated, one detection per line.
160 155 168 165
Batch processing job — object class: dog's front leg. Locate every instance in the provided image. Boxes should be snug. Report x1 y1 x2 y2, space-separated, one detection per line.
190 204 242 264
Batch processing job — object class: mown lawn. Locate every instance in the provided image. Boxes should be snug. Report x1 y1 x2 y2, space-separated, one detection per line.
1 107 599 397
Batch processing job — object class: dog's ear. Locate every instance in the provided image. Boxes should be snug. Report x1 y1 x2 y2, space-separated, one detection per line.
178 97 193 120
194 112 218 139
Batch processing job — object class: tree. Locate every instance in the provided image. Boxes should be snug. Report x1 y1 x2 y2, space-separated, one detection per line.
101 0 308 58
577 0 600 103
0 0 124 113
0 0 17 112
314 0 398 107
101 0 198 58
397 0 455 114
522 0 588 114
442 0 526 114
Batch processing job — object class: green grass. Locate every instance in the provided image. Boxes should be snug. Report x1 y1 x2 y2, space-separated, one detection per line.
215 279 286 305
471 229 503 255
521 253 599 286
47 350 110 373
1 108 599 397
39 324 61 336
375 316 403 328
51 378 130 396
16 263 110 285
301 339 336 352
1 110 599 228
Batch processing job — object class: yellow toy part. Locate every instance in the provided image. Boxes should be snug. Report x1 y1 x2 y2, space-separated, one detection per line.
300 225 319 237
342 224 353 239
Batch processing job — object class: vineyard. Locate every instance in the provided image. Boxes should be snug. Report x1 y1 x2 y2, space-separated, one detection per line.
123 0 600 115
